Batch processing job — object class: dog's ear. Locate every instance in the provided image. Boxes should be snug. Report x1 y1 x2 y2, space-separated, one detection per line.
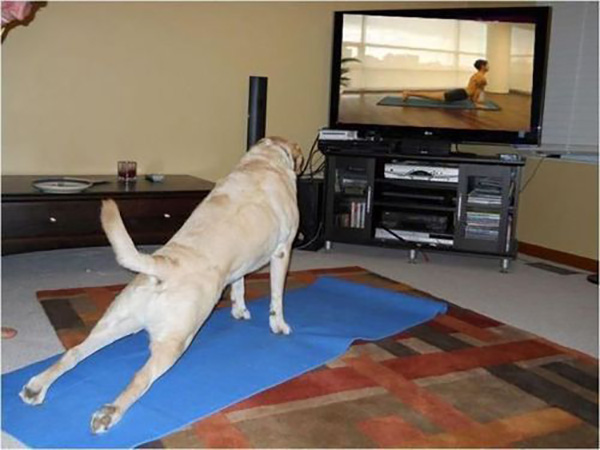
292 144 304 174
265 136 304 174
281 139 305 174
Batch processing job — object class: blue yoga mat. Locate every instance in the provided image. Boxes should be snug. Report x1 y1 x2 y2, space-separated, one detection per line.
378 95 501 111
2 276 447 448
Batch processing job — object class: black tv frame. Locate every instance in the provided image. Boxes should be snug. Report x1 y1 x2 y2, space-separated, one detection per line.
328 6 551 146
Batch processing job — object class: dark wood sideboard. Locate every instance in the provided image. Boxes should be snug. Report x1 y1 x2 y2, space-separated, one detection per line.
2 175 214 255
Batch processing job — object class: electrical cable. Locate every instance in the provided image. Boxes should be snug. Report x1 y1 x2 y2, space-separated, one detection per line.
313 160 325 174
380 226 429 263
307 155 326 179
454 141 542 194
299 134 319 178
299 132 330 180
519 155 546 193
295 221 324 250
295 132 326 251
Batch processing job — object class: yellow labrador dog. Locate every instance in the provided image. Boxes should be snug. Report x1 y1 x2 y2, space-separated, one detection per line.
20 136 303 433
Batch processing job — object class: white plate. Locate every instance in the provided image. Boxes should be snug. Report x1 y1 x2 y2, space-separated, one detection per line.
32 178 94 194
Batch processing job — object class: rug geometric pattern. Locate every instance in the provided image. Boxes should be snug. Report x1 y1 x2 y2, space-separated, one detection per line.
36 266 598 448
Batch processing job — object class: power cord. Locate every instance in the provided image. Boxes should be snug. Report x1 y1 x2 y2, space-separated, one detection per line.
295 221 324 250
299 134 321 178
519 154 547 193
296 133 326 250
380 226 429 263
454 142 545 194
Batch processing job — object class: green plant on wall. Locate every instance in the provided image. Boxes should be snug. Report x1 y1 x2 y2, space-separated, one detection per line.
340 57 361 88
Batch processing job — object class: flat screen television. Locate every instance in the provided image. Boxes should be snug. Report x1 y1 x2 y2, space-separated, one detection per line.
329 7 551 146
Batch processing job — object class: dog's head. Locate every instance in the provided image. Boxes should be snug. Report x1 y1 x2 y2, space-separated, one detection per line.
257 136 304 174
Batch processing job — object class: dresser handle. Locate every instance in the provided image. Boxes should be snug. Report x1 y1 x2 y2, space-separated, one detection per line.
163 213 171 219
49 216 57 223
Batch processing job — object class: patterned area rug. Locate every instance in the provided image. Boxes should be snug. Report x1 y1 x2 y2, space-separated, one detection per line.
36 266 598 448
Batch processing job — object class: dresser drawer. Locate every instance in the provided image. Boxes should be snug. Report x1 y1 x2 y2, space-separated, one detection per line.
2 200 102 238
118 197 200 234
2 197 201 240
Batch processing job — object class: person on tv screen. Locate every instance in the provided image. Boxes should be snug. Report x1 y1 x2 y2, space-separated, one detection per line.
402 59 489 107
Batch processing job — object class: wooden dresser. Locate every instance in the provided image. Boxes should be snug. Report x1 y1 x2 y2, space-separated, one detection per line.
2 175 214 255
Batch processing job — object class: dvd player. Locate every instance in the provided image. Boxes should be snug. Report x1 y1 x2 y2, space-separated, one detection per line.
384 163 458 183
375 228 454 247
318 129 359 141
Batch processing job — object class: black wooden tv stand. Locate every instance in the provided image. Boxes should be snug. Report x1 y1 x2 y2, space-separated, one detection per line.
321 146 525 272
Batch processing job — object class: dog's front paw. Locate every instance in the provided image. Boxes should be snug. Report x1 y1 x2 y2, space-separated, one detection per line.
91 404 121 434
19 381 47 406
232 306 251 321
270 316 292 335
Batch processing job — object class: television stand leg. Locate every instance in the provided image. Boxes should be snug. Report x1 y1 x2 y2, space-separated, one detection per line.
408 249 417 264
500 258 510 273
325 240 332 251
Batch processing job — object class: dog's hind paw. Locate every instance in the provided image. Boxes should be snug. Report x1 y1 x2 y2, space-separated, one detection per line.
232 306 251 320
19 383 46 406
91 404 121 434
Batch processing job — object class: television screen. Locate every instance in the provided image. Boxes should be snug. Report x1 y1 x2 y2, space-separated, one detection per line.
329 7 551 145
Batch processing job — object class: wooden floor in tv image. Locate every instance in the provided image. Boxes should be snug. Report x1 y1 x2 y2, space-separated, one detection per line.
339 91 531 131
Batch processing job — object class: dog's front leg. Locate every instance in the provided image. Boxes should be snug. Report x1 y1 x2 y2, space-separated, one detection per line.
230 277 251 320
90 338 185 434
269 243 292 335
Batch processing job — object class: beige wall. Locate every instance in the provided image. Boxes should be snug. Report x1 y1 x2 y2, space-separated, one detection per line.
517 157 598 260
2 1 597 260
2 1 453 180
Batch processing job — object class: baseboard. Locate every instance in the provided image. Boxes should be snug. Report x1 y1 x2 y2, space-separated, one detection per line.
518 241 598 272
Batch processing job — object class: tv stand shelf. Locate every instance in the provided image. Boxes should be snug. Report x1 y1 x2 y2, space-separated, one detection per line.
322 147 525 272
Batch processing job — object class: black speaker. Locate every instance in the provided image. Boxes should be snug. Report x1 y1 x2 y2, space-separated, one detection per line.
293 178 325 251
247 76 268 150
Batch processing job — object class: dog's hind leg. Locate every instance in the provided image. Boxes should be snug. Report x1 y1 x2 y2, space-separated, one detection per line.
90 337 187 434
90 281 214 434
20 308 142 406
269 242 292 335
230 277 250 320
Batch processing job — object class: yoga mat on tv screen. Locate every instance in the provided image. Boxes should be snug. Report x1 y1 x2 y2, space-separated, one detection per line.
378 95 501 111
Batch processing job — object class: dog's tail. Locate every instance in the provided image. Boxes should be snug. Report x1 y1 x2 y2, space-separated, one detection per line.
101 199 174 280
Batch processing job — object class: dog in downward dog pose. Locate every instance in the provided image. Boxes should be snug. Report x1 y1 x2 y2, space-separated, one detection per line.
19 137 304 433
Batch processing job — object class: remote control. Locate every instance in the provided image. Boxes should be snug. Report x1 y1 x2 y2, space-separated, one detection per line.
145 174 165 183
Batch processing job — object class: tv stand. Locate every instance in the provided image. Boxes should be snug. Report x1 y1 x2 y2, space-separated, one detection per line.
321 145 524 272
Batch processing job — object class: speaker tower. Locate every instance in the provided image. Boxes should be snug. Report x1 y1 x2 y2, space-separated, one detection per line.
247 76 268 150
